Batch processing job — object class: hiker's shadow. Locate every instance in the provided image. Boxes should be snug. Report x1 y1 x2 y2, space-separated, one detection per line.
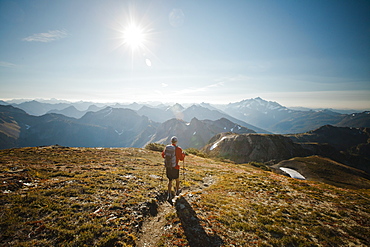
175 197 223 247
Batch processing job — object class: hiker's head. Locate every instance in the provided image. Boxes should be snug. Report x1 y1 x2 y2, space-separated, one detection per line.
171 136 178 144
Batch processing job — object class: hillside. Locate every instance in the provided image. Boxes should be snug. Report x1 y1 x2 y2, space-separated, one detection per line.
287 125 370 151
287 125 370 173
336 111 370 127
203 126 370 175
203 133 309 163
272 156 370 190
1 146 369 246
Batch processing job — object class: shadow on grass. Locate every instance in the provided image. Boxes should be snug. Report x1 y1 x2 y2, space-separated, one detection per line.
175 197 223 247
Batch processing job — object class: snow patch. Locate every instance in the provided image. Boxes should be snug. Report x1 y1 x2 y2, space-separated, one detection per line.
210 136 227 151
115 130 124 135
246 135 253 145
104 108 113 117
268 105 280 110
255 98 264 105
280 167 305 180
149 175 161 179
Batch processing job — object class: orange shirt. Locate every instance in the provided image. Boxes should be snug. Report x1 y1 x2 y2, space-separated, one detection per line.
162 144 185 169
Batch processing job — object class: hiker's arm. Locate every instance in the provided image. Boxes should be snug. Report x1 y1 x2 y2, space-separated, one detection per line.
176 147 185 161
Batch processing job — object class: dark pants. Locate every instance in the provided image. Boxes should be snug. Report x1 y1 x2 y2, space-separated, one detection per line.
166 167 179 180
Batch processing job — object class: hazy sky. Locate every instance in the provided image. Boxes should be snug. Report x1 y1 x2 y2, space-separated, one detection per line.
1 0 369 109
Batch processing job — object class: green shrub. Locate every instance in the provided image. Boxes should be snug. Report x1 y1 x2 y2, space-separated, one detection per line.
185 148 207 158
145 143 165 152
249 161 271 171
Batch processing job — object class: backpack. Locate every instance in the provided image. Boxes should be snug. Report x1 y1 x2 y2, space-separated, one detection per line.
164 145 176 168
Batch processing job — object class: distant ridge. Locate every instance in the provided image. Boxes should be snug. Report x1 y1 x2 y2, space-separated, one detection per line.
4 98 369 134
47 106 84 119
222 97 370 133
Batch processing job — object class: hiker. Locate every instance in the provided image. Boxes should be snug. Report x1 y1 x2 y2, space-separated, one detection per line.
162 136 185 200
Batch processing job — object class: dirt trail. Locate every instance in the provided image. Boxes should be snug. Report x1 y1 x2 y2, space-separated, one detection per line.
136 175 217 247
136 199 174 247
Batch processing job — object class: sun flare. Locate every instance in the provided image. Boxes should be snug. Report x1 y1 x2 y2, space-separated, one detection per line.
122 23 145 51
114 7 156 67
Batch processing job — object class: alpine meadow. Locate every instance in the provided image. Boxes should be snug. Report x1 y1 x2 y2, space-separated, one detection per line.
1 0 370 246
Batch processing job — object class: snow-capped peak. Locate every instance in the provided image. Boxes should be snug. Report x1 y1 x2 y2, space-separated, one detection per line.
229 97 287 112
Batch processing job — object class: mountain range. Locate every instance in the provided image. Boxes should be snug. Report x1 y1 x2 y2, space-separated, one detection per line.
221 97 370 133
0 105 256 150
147 117 254 149
1 97 369 150
2 97 369 134
2 97 369 177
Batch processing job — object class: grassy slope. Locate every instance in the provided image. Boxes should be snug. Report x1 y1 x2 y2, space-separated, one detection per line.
0 147 369 246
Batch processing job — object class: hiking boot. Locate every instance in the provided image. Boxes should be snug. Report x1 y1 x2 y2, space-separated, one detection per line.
167 193 172 201
176 189 181 196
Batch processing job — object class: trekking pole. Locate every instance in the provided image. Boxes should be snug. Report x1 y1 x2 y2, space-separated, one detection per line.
160 165 165 190
183 159 185 184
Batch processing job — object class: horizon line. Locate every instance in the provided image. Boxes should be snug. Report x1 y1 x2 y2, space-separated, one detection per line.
1 97 369 111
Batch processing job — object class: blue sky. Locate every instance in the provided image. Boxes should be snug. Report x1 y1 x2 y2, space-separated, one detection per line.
1 0 369 109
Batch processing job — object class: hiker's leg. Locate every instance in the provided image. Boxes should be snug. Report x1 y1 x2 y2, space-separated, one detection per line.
175 178 180 194
167 179 172 196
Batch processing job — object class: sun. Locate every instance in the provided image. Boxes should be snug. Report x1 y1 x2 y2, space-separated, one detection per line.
113 6 155 67
122 23 145 51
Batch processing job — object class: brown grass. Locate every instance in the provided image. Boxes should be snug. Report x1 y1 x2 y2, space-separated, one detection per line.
1 146 369 246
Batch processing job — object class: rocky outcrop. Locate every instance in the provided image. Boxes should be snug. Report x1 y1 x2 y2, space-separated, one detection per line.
203 133 309 163
202 128 370 174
